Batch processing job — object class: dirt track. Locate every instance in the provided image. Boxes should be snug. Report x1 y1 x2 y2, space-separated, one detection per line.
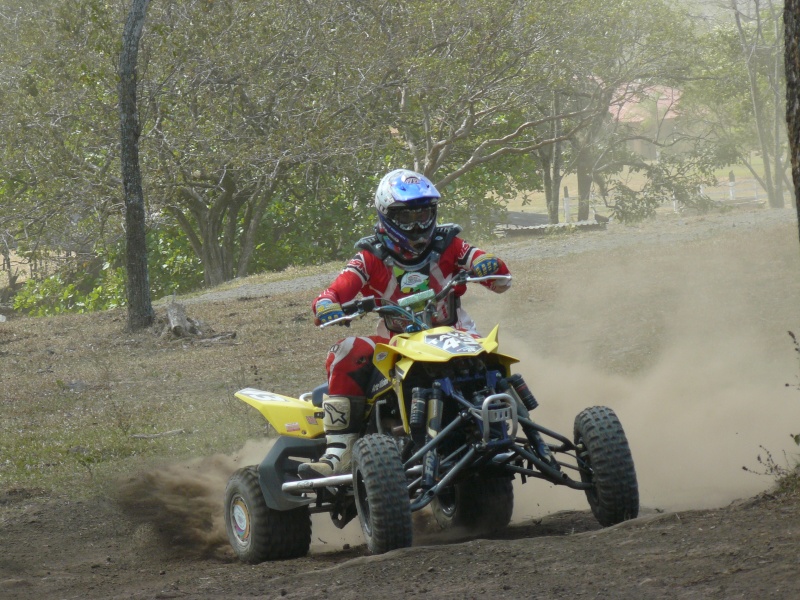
2 206 800 599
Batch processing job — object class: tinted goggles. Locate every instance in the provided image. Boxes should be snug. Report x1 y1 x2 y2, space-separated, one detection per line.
388 206 436 231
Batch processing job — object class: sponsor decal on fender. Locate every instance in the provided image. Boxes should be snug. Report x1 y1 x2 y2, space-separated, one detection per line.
424 331 483 354
370 377 390 394
239 389 288 402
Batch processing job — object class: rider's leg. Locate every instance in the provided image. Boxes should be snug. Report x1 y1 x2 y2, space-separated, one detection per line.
299 336 382 478
298 395 365 478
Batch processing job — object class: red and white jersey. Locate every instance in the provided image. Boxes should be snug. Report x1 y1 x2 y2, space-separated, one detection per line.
314 230 510 338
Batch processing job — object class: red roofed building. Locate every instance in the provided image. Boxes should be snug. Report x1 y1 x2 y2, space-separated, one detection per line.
611 85 682 159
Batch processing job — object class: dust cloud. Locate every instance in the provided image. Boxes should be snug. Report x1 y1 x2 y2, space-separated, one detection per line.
474 219 800 518
113 436 366 554
115 439 275 555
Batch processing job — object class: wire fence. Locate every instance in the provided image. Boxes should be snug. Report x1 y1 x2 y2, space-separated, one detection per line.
559 177 784 223
698 178 767 207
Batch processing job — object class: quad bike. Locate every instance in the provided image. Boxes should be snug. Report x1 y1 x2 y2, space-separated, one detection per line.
224 273 639 563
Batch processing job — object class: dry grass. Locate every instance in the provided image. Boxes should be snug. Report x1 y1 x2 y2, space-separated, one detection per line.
0 287 374 498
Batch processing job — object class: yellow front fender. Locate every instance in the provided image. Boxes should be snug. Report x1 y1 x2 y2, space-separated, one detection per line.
373 324 519 380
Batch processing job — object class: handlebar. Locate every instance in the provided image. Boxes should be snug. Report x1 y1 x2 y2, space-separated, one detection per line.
319 273 512 329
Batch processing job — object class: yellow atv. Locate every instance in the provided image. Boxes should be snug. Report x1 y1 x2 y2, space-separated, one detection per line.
224 274 638 563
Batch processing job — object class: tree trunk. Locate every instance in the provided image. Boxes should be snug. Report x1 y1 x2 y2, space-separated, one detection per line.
774 10 786 209
165 301 198 337
785 0 800 240
544 170 557 223
551 92 563 223
538 148 558 224
237 163 285 279
576 149 593 222
119 0 154 331
537 93 564 224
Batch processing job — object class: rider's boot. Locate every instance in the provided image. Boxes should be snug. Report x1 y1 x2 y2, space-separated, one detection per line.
298 396 365 479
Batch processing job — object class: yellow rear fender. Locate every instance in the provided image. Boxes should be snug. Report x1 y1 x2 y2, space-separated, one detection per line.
235 388 324 439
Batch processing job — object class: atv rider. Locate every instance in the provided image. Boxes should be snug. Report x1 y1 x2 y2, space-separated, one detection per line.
298 169 511 479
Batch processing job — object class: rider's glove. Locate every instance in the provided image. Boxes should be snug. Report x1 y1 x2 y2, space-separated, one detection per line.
471 253 501 277
314 298 344 325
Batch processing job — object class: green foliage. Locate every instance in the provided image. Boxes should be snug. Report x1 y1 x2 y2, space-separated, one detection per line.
439 155 542 240
677 6 787 208
606 150 722 223
146 224 204 298
0 0 781 305
12 224 202 316
13 262 123 316
250 170 379 270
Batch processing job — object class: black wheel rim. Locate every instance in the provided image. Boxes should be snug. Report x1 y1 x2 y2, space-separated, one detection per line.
576 437 599 505
437 486 457 518
355 469 373 537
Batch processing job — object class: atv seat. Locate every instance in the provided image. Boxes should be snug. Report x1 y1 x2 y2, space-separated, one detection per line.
311 383 328 408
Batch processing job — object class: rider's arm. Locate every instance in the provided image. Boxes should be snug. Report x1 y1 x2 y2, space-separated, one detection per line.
312 252 373 325
450 239 512 294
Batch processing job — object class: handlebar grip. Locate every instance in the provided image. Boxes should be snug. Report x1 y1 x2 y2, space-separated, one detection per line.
340 295 377 315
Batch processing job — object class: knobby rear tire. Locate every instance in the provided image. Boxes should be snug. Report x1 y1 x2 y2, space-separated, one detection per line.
224 467 311 563
431 476 514 533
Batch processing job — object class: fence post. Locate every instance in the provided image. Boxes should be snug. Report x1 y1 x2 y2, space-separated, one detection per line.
563 186 570 223
728 171 736 202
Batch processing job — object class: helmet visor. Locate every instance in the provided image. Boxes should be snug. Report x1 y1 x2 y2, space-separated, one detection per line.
388 206 436 231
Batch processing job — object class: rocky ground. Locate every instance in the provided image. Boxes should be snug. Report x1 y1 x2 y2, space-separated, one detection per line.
2 205 800 600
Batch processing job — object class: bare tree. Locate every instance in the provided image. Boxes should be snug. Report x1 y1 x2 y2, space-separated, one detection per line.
786 0 800 240
732 0 787 208
119 0 154 330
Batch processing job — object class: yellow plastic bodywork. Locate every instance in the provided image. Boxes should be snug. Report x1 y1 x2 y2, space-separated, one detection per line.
372 324 519 432
373 324 518 377
235 388 324 439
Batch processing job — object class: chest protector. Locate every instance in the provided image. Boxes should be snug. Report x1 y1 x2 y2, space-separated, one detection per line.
355 224 462 271
355 224 463 330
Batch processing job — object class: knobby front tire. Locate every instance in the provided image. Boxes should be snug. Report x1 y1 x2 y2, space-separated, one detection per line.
574 406 639 526
352 434 413 554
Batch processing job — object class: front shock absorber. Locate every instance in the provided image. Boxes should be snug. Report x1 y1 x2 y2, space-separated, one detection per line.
421 384 444 489
409 387 427 447
507 373 538 411
499 375 554 465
